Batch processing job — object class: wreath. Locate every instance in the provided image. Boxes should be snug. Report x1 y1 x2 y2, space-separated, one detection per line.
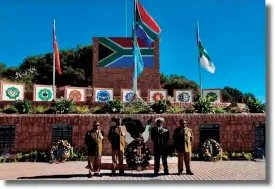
124 137 152 171
199 139 222 161
50 140 71 163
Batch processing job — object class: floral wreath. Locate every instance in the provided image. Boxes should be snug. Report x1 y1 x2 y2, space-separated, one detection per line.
200 139 222 161
50 140 71 162
124 137 151 171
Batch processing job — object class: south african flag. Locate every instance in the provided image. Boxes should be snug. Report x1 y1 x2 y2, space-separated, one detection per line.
134 0 161 48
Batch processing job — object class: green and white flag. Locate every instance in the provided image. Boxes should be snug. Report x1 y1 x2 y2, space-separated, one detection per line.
196 21 215 74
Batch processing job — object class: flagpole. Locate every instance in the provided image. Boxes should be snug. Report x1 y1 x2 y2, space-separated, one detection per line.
53 19 56 99
133 0 137 95
126 0 128 37
197 20 202 97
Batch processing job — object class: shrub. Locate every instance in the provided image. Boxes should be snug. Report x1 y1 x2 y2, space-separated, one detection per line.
90 106 105 114
14 100 32 114
222 154 229 160
245 97 265 113
122 97 151 114
151 100 169 114
191 153 200 161
166 106 184 114
212 107 227 114
193 97 213 113
52 99 74 114
32 106 47 114
3 105 18 114
44 107 57 114
226 106 242 113
227 151 253 160
102 99 123 114
184 106 195 113
74 106 90 114
123 106 151 114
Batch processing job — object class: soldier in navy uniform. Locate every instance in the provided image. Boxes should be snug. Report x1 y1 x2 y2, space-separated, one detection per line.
150 117 170 175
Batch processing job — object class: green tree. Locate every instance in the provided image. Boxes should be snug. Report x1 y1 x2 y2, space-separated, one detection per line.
1 66 19 81
0 63 6 78
161 73 200 100
243 92 256 103
12 45 93 87
222 87 243 103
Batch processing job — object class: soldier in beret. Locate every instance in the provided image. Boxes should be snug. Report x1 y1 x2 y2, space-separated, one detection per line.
108 117 127 176
84 121 104 178
173 120 194 175
151 117 170 175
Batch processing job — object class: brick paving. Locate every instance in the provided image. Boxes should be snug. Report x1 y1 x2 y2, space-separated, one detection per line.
0 157 266 181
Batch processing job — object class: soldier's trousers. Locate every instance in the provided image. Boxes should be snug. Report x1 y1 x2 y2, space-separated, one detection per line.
88 156 101 174
112 149 124 173
154 154 168 173
177 152 191 172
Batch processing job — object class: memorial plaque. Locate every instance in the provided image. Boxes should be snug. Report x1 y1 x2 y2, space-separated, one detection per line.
0 125 16 153
253 122 265 158
254 123 265 148
200 124 220 145
52 125 73 144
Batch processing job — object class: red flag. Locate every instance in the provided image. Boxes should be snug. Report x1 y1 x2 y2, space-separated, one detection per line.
53 22 62 75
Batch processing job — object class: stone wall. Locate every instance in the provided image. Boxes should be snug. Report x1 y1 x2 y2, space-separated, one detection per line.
0 114 265 155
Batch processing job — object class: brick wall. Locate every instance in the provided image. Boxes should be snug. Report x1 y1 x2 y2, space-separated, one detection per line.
0 114 265 155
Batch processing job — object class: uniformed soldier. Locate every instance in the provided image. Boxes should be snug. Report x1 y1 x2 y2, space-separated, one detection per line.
108 117 127 176
173 119 194 175
84 121 104 178
151 117 170 175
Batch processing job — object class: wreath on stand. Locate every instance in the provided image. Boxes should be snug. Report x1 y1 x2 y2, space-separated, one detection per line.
50 140 72 163
124 137 152 171
199 139 222 161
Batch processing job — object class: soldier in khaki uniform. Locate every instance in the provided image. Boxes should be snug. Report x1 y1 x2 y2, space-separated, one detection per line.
173 120 194 175
108 117 127 176
84 121 104 178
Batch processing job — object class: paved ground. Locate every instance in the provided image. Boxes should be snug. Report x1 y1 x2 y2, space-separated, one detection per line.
0 157 266 180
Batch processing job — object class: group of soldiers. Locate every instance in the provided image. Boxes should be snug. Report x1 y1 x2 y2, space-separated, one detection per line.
84 117 194 178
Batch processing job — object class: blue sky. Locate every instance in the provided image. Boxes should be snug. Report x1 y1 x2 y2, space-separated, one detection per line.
0 0 266 102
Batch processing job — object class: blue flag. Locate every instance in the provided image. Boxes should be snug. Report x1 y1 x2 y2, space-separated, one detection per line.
132 23 144 94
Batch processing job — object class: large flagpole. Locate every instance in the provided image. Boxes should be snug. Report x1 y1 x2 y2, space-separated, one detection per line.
197 20 202 97
126 0 128 37
133 0 137 95
53 19 56 99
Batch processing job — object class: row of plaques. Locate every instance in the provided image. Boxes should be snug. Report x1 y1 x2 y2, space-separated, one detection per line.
0 81 222 103
95 88 222 103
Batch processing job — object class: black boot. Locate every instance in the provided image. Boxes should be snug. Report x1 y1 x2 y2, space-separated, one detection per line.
186 169 194 175
111 170 116 176
178 169 183 175
119 171 125 176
